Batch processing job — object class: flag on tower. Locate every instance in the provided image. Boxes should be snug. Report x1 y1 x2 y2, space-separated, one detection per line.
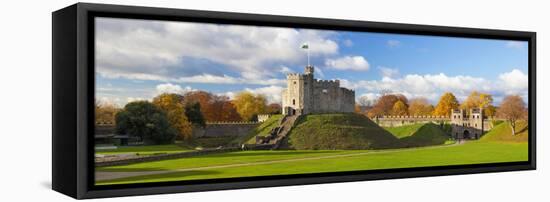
301 43 309 49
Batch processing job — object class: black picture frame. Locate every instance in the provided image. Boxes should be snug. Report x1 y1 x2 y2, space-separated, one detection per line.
52 3 536 199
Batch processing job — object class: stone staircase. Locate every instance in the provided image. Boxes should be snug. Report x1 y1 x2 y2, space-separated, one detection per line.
255 114 300 149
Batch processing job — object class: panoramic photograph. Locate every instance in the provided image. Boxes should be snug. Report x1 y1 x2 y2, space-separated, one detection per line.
93 17 529 185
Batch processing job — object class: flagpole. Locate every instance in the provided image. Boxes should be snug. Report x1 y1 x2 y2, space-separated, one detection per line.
307 47 310 67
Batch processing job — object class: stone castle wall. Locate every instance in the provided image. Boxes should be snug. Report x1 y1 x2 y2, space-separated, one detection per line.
192 123 259 138
311 79 355 113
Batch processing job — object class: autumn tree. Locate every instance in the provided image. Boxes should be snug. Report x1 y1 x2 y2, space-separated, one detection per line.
153 93 193 140
369 94 408 117
183 91 242 122
461 91 496 116
354 104 362 114
433 92 460 117
95 100 120 124
408 97 434 116
183 91 217 121
266 103 282 114
115 101 176 144
485 105 497 118
497 95 526 136
391 100 409 116
219 100 242 121
232 91 267 121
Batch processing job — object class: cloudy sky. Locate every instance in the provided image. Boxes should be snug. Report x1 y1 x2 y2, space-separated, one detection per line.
95 17 529 107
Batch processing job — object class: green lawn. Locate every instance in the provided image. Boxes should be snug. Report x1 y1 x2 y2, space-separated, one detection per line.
97 150 354 172
481 120 529 142
96 141 527 185
95 145 190 155
384 124 425 138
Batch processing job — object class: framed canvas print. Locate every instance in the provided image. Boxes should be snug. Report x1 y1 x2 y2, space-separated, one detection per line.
52 3 536 199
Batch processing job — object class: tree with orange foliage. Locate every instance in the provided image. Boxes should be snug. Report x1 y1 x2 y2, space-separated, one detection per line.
232 91 267 121
369 93 408 117
183 91 217 121
220 100 242 121
433 92 459 117
461 91 496 117
152 93 193 140
408 97 434 116
266 103 282 114
391 100 409 116
497 95 526 136
95 100 120 124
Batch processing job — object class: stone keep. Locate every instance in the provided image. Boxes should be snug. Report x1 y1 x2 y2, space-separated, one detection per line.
281 65 355 115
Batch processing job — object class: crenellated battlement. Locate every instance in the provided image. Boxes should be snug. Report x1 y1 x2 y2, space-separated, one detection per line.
378 115 449 120
286 73 303 79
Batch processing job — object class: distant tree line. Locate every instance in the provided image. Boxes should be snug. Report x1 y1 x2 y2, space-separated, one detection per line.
94 91 282 144
355 91 527 135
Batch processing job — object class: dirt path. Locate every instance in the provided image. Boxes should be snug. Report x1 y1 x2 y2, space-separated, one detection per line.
96 142 460 182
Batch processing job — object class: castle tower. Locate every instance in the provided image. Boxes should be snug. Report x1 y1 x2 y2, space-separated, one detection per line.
469 108 484 138
305 65 314 75
450 109 463 139
281 65 315 115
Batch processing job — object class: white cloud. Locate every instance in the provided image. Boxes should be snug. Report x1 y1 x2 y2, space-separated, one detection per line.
315 67 325 78
343 69 528 104
325 56 370 71
279 66 293 74
506 41 526 49
175 74 286 85
387 40 401 48
155 83 195 95
126 97 149 103
244 85 285 104
357 93 380 103
498 69 528 94
343 39 353 47
217 91 236 100
96 18 340 85
378 66 400 78
218 85 285 104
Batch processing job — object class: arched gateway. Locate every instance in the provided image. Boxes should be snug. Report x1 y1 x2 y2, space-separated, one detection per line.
450 108 485 139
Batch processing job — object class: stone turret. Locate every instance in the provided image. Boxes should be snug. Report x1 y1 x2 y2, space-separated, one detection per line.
304 65 314 75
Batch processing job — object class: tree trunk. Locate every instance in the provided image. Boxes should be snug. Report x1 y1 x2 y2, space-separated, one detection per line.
510 122 516 136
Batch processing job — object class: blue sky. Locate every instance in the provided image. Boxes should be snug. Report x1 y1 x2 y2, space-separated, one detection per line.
95 17 529 107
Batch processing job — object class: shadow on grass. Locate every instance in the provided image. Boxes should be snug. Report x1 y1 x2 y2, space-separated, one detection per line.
96 170 221 185
97 167 174 172
195 150 339 159
399 123 447 148
516 125 528 134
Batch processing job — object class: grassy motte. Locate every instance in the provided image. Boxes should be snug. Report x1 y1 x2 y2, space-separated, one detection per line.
481 120 528 142
384 123 450 147
287 113 401 150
